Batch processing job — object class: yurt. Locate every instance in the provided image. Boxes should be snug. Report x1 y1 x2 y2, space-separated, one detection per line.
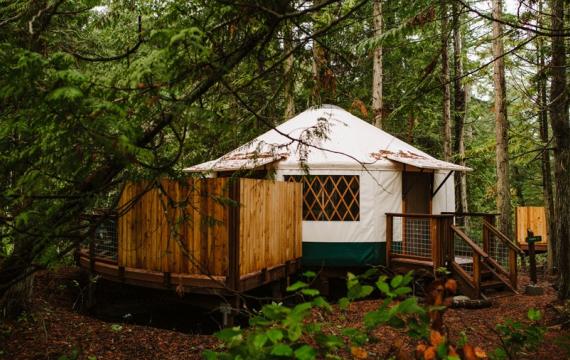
185 105 471 267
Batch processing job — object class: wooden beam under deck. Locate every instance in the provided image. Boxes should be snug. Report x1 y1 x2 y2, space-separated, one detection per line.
78 251 301 295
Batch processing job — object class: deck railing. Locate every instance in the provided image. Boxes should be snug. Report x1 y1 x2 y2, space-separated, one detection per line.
387 212 523 298
80 212 119 263
445 212 523 294
450 224 486 297
386 213 453 269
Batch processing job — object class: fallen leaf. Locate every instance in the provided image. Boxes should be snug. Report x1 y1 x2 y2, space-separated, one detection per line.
429 330 444 347
423 346 436 360
351 346 368 359
474 346 487 359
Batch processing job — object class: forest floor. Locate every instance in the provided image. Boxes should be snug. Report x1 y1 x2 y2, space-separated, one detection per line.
1 267 569 360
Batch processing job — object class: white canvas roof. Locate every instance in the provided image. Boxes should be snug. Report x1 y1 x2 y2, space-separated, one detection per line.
184 105 472 173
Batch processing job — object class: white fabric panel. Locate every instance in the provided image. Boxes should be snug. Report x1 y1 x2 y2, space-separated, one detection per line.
374 171 402 244
276 169 401 244
432 171 455 214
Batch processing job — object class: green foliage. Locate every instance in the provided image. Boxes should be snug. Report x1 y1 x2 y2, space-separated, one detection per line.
57 348 79 360
0 0 556 324
110 324 123 333
205 271 429 359
207 271 547 360
490 309 545 360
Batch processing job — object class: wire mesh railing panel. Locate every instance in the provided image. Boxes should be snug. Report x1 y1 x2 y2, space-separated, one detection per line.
93 218 118 261
488 232 509 269
391 217 432 259
80 215 119 262
452 215 484 248
453 232 474 276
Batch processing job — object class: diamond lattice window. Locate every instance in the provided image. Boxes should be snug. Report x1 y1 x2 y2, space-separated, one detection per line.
284 175 360 221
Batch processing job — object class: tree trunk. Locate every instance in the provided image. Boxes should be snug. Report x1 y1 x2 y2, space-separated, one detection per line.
549 0 570 299
492 0 512 238
452 1 468 215
311 0 324 106
0 273 34 319
372 0 383 128
536 1 557 273
283 22 296 119
441 0 452 162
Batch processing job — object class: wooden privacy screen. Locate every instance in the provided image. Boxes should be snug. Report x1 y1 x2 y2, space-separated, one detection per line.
239 178 303 276
516 206 548 246
118 178 230 275
117 178 302 279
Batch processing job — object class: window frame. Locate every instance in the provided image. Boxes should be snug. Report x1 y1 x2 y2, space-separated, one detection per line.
284 174 360 222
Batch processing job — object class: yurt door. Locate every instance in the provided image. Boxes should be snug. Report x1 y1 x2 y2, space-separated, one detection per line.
402 172 432 214
400 172 433 258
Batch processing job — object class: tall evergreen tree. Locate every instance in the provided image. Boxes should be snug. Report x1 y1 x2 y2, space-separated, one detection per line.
549 0 570 298
452 0 468 215
441 0 452 162
491 0 512 238
372 0 383 128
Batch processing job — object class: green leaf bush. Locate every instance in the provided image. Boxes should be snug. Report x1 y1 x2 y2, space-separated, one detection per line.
204 270 546 360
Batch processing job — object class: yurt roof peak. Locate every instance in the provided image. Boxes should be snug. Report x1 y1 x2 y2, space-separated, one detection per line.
184 105 472 173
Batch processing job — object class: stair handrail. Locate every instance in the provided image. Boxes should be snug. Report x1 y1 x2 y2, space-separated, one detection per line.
450 225 488 259
482 219 525 256
450 224 490 297
442 211 499 217
451 224 514 275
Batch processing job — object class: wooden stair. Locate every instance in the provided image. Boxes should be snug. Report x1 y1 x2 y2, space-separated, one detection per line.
449 224 522 300
385 212 523 301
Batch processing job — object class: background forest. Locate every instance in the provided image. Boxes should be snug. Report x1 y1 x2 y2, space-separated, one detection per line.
1 0 570 336
3 0 570 359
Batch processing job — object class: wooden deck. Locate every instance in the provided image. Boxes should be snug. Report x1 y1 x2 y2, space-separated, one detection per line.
386 212 524 299
78 251 301 295
80 178 303 295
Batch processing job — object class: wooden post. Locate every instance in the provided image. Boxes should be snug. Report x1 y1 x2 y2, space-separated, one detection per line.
87 229 96 308
200 181 210 274
528 239 537 285
118 266 125 282
386 214 393 267
473 253 481 298
509 249 518 289
227 179 241 291
431 217 440 268
446 216 454 265
483 215 494 253
163 272 172 289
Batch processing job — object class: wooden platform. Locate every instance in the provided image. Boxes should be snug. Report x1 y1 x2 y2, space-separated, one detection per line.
80 177 303 296
78 251 301 295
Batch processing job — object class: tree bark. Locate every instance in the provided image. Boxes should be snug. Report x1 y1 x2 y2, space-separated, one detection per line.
549 0 570 298
283 22 296 119
0 232 34 319
441 0 452 162
492 0 512 238
311 0 324 106
536 2 557 273
372 0 383 128
452 1 468 215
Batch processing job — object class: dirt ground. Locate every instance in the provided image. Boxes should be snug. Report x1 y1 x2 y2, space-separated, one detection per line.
1 267 568 359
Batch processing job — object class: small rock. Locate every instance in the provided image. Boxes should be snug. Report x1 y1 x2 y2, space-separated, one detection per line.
524 284 544 296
